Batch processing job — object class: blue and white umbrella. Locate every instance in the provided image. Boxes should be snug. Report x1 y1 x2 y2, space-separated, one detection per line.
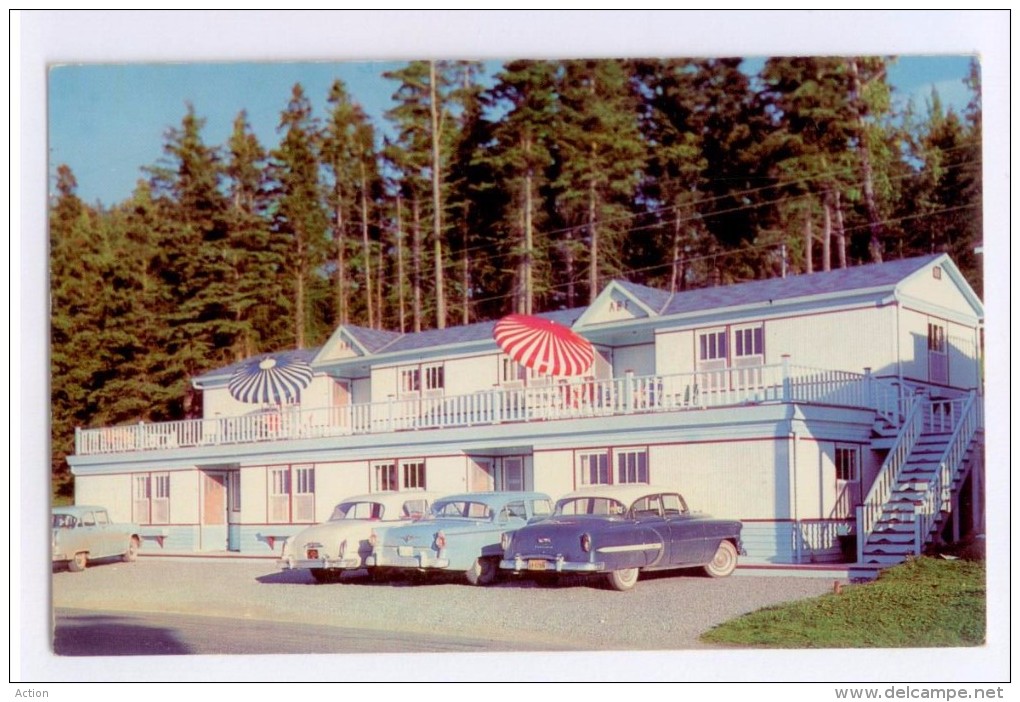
228 354 314 405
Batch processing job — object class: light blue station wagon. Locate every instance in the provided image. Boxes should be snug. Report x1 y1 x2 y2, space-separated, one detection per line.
52 505 141 572
367 491 553 585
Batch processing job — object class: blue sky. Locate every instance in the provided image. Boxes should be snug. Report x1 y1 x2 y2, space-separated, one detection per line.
48 55 976 208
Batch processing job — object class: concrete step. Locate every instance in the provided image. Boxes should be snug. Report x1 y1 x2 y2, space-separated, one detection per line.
860 554 909 565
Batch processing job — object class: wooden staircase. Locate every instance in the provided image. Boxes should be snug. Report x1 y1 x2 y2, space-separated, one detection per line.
857 392 982 568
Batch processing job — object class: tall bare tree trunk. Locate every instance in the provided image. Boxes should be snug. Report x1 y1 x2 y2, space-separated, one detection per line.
669 210 681 294
834 190 848 268
359 162 373 329
564 230 576 308
335 192 348 325
587 179 598 304
412 196 422 333
848 58 884 263
296 229 306 348
803 210 813 275
376 240 384 330
395 194 407 333
822 191 833 272
429 61 446 328
524 172 534 315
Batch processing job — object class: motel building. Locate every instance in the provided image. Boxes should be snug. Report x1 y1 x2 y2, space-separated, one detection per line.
67 253 985 569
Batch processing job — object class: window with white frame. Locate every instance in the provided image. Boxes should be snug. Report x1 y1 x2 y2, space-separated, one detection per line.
374 462 398 492
402 460 427 490
733 324 764 361
293 466 315 522
423 364 444 392
500 457 524 491
133 475 151 524
501 356 527 385
616 449 649 484
268 467 291 523
152 473 170 524
578 452 610 486
399 368 421 395
835 446 859 482
698 329 727 363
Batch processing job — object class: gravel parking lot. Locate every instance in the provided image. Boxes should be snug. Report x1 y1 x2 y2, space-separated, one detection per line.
52 557 838 652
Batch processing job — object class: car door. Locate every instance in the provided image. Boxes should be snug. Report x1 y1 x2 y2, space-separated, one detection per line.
629 495 669 568
662 493 706 565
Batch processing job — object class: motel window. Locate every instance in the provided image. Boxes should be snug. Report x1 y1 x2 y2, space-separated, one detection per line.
928 323 947 354
835 447 859 483
268 466 315 523
733 325 764 359
402 460 427 490
374 462 398 492
133 473 171 525
616 449 649 485
423 364 445 392
578 452 610 486
132 476 151 524
268 468 291 523
698 330 727 362
400 368 421 395
152 473 170 524
501 356 527 384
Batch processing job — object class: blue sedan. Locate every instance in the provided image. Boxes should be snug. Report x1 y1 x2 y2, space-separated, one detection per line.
368 491 553 586
500 485 743 591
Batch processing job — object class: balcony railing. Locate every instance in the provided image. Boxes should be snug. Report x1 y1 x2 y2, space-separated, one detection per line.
75 361 905 457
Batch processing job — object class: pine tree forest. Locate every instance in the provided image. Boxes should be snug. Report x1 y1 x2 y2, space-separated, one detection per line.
49 57 984 496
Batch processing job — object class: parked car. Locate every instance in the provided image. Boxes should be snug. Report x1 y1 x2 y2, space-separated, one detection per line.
52 505 141 572
279 491 440 583
500 485 743 591
368 491 553 585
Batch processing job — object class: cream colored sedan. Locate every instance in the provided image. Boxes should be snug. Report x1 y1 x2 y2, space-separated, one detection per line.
279 491 440 583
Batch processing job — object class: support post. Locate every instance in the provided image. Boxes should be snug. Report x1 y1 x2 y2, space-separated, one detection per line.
781 354 792 402
624 371 634 414
855 505 865 564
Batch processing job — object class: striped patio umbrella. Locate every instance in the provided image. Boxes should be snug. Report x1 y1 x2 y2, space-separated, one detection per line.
493 314 595 377
228 354 314 405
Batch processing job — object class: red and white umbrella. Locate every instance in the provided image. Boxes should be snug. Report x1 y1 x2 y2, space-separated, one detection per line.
493 314 595 377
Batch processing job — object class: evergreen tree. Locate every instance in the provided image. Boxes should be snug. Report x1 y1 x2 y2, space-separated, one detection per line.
268 84 330 348
553 59 646 305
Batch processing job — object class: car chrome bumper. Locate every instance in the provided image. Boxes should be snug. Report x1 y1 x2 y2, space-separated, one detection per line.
367 551 450 570
278 556 362 571
500 555 603 574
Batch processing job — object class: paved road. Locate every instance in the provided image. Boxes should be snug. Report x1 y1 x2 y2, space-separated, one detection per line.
52 557 838 655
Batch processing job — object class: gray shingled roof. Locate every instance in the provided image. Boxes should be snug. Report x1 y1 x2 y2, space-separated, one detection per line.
343 325 403 353
614 254 944 317
382 307 586 353
193 347 321 385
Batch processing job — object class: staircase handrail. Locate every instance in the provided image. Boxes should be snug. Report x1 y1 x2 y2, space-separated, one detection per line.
858 391 925 541
915 392 980 549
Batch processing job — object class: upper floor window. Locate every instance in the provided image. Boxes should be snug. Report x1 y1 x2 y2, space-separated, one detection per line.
423 364 444 392
698 329 727 362
733 325 764 359
400 368 421 394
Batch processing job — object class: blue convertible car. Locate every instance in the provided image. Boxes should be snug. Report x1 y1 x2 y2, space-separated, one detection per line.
368 491 553 585
499 485 743 591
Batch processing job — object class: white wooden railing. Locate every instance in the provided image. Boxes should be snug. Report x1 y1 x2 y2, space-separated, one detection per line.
75 361 907 456
856 392 926 558
914 392 980 552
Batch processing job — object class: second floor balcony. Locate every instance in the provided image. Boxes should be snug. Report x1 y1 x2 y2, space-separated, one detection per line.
75 360 915 457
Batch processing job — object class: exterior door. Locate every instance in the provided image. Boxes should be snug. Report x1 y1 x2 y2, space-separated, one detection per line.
226 470 241 552
499 457 524 491
834 446 860 518
201 471 228 551
469 459 493 492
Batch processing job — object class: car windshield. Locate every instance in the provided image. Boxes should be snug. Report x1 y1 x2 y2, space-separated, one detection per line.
432 500 493 520
52 513 77 529
330 501 385 521
555 497 627 516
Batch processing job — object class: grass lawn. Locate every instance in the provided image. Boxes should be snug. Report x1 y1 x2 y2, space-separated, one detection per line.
701 556 985 648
